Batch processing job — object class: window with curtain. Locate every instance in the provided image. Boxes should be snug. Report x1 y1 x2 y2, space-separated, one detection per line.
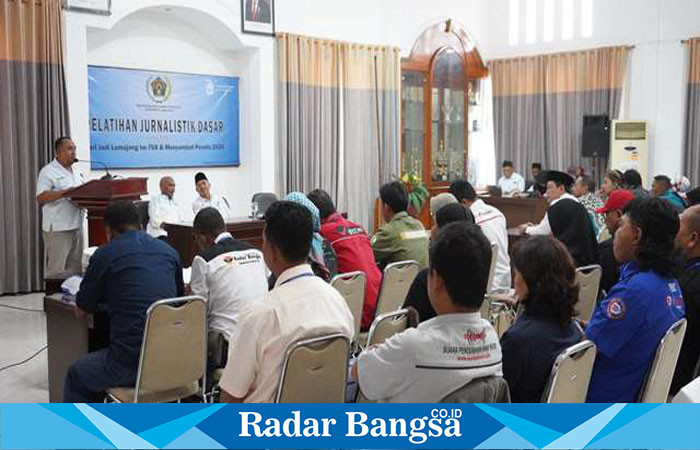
277 33 400 231
0 0 71 294
490 45 630 185
683 38 700 186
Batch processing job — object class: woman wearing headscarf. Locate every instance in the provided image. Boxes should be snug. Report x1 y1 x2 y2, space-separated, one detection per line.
548 196 599 267
283 192 337 281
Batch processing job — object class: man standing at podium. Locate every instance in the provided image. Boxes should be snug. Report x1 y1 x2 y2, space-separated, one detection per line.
36 137 84 276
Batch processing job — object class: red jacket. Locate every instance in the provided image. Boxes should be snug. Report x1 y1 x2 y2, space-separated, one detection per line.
320 212 381 330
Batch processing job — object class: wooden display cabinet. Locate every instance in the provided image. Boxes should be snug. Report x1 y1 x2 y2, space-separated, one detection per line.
401 20 489 228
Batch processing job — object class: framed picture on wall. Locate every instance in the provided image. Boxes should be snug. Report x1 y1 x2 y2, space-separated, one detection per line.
241 0 275 36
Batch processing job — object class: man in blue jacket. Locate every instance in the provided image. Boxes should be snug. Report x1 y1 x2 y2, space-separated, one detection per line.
63 201 184 402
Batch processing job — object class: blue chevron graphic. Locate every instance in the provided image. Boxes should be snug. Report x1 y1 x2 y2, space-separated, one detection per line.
585 403 659 445
543 403 625 449
1 404 114 449
475 426 537 449
138 404 225 448
75 404 156 449
163 426 226 449
476 404 563 448
40 403 114 446
586 404 700 449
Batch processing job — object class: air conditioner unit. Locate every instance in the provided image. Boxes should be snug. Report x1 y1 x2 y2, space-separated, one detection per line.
609 120 649 186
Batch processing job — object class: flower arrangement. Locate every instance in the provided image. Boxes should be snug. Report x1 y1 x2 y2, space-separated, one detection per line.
400 172 429 214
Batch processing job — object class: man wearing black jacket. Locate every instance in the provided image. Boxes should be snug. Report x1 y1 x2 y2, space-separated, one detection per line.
671 205 700 394
595 190 635 296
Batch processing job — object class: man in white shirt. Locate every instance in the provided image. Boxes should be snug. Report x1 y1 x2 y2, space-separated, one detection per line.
518 170 577 236
219 200 354 403
497 160 525 196
36 137 84 276
353 222 502 403
450 180 511 291
147 176 183 238
191 207 268 341
192 172 231 219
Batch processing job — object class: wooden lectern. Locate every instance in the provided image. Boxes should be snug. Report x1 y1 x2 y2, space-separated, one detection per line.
67 178 148 246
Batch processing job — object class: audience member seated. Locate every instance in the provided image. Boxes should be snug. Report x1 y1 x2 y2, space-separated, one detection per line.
652 174 687 213
147 176 183 239
219 201 354 403
284 191 337 281
372 181 429 269
500 236 583 402
595 190 635 295
190 207 268 371
573 175 605 236
586 197 686 402
192 172 232 219
687 187 700 207
450 179 512 291
671 205 700 394
403 203 475 322
430 193 458 219
498 160 525 196
520 171 598 266
600 170 623 201
623 169 650 199
63 201 184 402
354 222 501 402
307 188 381 330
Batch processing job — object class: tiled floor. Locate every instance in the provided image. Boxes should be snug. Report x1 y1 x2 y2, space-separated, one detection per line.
0 293 49 402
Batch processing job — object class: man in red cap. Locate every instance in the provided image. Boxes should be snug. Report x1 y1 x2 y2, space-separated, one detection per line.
596 189 635 294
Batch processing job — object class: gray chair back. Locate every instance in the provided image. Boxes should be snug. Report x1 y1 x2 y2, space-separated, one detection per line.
134 200 150 230
275 333 350 403
252 192 278 218
375 260 420 317
541 340 596 403
638 318 688 403
331 271 366 342
575 265 602 322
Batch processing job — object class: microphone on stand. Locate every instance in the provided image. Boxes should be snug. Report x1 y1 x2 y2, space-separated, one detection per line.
74 158 113 180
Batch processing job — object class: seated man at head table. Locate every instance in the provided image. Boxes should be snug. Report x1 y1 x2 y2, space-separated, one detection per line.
63 201 184 402
219 201 354 403
353 221 503 402
371 181 429 270
497 160 526 196
190 207 269 374
192 171 232 219
147 176 184 239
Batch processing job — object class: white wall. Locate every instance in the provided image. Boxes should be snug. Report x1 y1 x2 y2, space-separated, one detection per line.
475 0 700 183
64 0 275 219
63 0 700 213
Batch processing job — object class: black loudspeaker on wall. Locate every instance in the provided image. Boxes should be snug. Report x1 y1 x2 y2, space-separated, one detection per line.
582 114 610 158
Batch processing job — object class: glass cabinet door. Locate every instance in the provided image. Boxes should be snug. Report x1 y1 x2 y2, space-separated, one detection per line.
430 48 467 183
401 71 425 177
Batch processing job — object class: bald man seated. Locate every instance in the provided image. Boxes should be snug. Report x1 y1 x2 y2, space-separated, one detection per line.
147 176 184 239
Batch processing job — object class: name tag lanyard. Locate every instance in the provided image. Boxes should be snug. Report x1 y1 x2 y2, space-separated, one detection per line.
278 272 315 287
